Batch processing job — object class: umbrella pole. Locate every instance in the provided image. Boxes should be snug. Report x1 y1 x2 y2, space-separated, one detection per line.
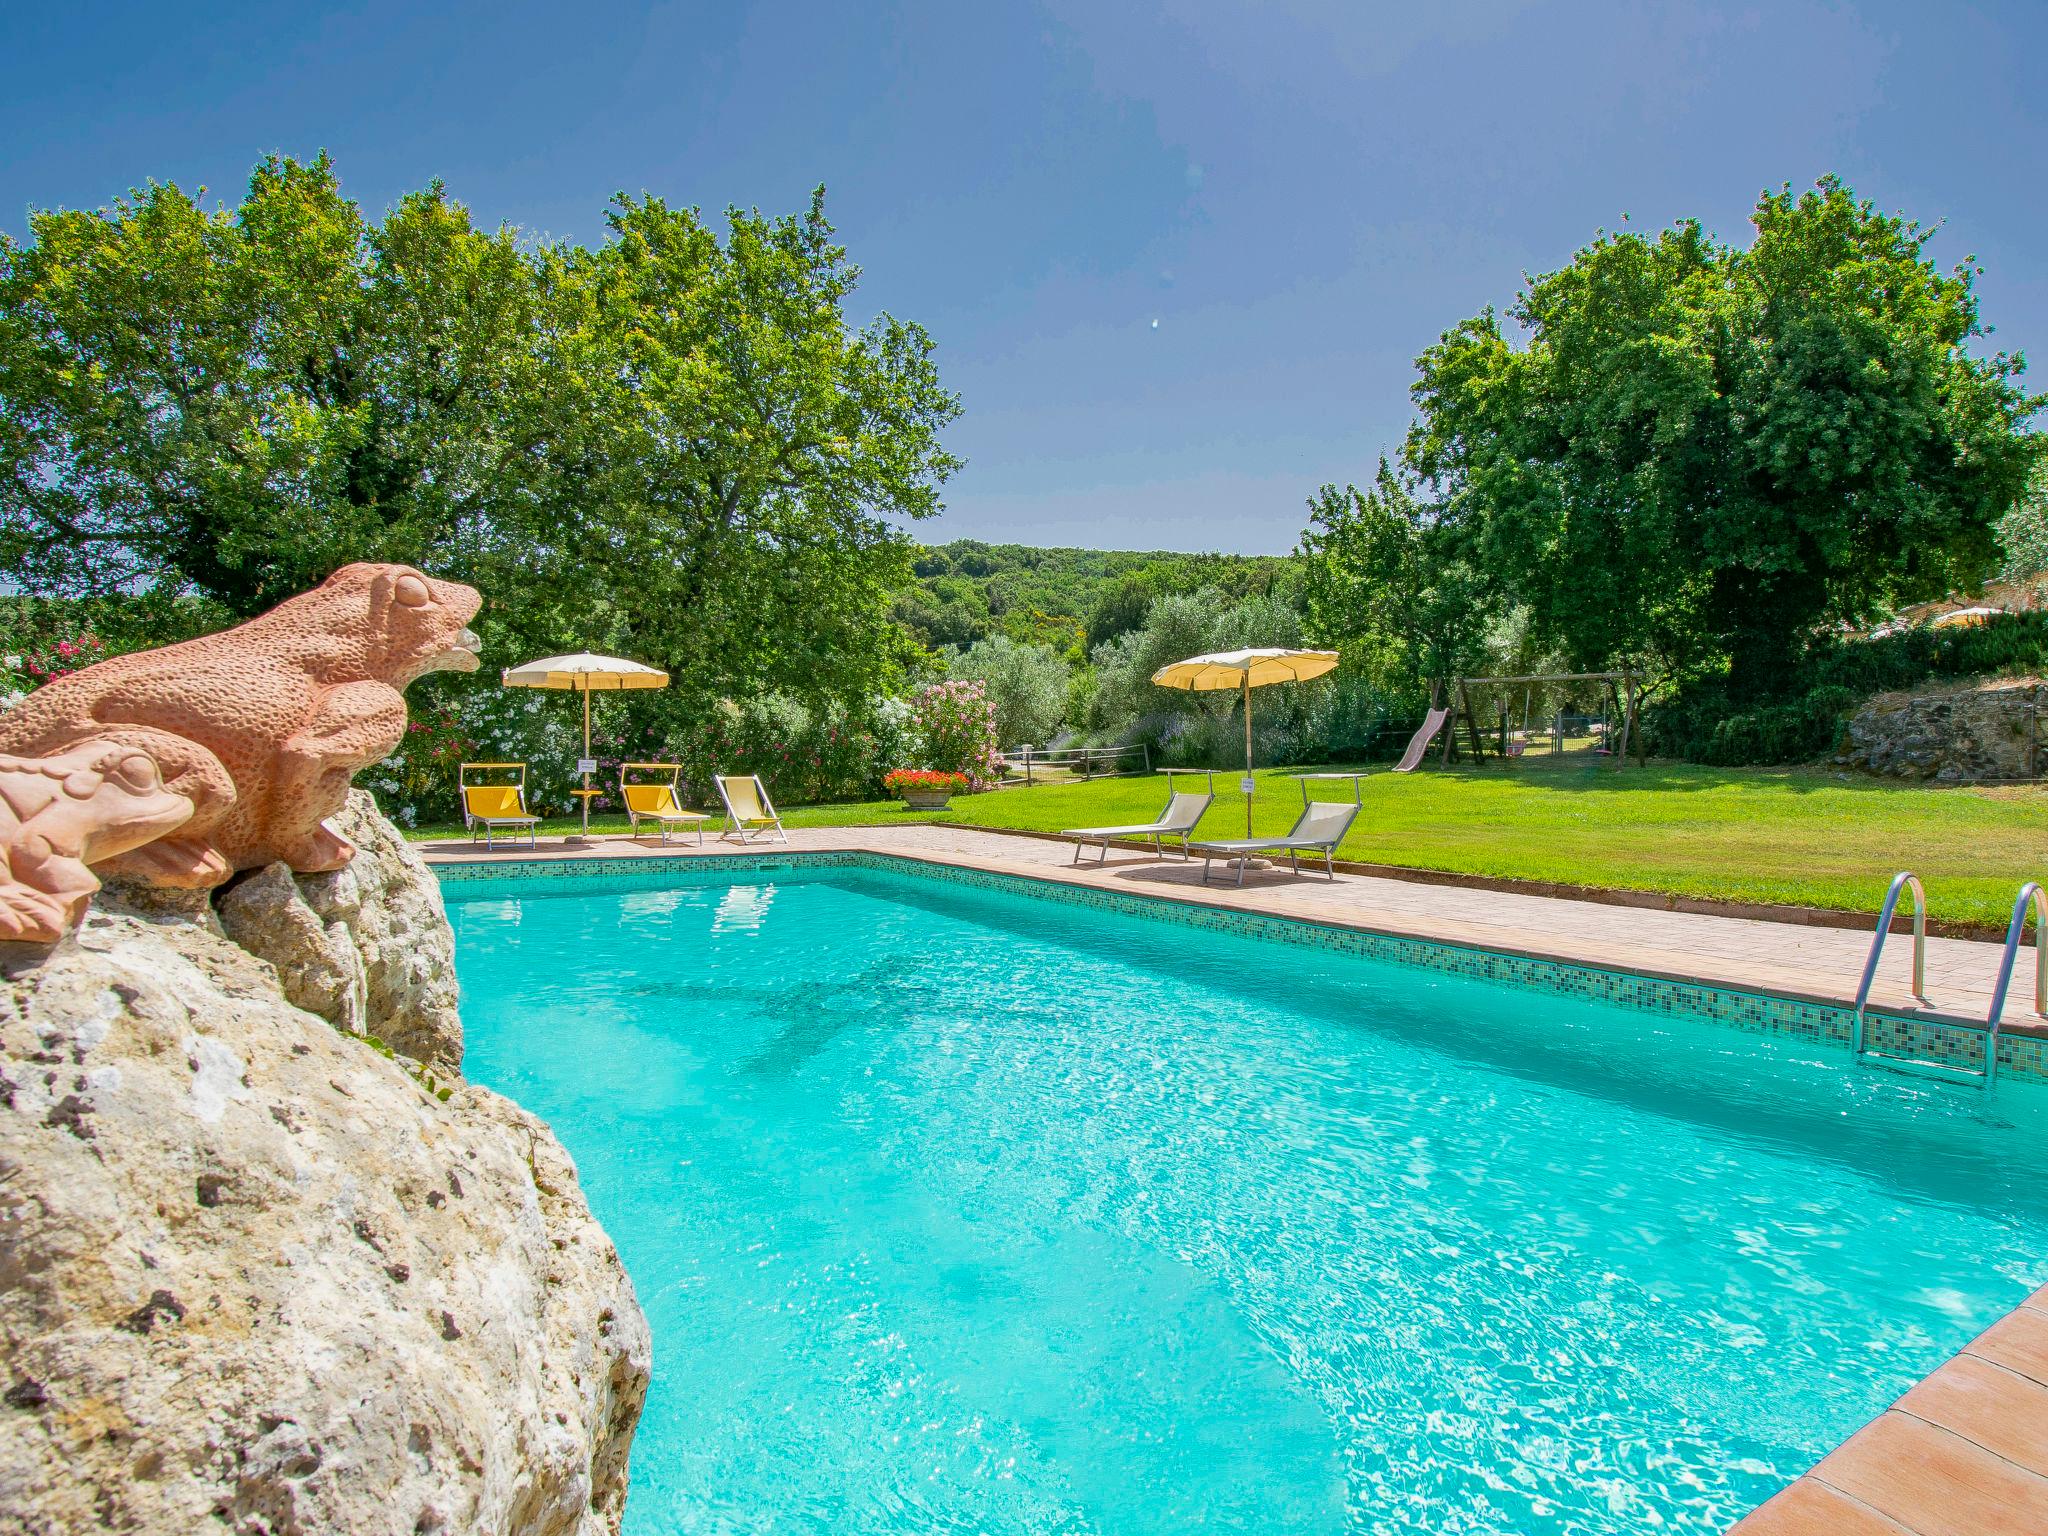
581 683 592 840
1243 674 1254 838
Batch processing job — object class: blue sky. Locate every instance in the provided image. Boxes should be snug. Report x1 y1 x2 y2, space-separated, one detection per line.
3 1 2044 555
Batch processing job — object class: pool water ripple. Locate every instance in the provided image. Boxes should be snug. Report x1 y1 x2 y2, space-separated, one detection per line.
448 867 2048 1535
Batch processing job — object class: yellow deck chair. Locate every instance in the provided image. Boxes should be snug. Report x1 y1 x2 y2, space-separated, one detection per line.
620 762 708 845
459 762 540 849
714 773 787 844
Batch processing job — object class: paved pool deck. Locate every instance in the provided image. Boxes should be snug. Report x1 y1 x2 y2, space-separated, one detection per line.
418 824 2048 1536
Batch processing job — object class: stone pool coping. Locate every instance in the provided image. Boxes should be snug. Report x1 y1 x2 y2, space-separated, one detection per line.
1730 1284 2048 1535
423 825 2048 1535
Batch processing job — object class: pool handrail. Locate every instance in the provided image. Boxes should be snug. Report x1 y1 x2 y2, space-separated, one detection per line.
1983 881 2048 1091
1851 871 1927 1061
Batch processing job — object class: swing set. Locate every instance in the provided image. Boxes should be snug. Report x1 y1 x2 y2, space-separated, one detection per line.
1436 671 1645 768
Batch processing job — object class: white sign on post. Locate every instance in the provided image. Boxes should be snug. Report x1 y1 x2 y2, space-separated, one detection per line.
577 758 598 775
1240 776 1257 794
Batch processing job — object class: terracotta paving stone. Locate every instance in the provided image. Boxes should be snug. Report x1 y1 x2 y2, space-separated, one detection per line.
1970 1306 2048 1390
1730 1478 1915 1535
1808 1412 2048 1536
1897 1354 2048 1476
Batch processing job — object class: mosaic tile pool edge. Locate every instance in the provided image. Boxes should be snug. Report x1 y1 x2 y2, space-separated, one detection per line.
433 852 2048 1084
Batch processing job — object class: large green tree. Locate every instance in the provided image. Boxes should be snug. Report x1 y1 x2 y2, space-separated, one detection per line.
942 634 1070 746
1405 179 2039 697
0 155 542 614
1298 457 1496 703
0 156 959 710
541 190 959 708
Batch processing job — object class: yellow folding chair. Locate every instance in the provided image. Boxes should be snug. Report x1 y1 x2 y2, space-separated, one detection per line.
459 762 540 849
619 762 709 845
713 773 787 844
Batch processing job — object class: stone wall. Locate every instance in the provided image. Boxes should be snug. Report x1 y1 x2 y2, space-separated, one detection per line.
1836 677 2046 783
0 796 649 1535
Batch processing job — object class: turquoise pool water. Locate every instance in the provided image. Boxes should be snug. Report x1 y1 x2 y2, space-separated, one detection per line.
446 862 2048 1535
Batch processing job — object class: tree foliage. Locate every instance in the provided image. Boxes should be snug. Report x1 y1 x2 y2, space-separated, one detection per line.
0 154 960 717
1996 462 2048 585
896 540 1298 659
0 156 540 612
1085 575 1158 650
941 635 1069 747
551 190 960 707
1297 457 1496 704
1404 179 2039 698
1084 587 1319 763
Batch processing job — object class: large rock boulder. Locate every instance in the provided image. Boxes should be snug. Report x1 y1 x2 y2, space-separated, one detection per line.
0 810 649 1535
218 790 463 1076
1836 677 2046 782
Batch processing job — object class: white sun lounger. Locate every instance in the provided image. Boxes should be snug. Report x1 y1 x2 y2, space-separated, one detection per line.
1189 775 1363 886
1064 771 1215 863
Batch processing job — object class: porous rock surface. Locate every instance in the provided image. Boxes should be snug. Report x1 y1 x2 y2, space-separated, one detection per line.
1836 676 2046 782
0 803 649 1536
219 791 463 1076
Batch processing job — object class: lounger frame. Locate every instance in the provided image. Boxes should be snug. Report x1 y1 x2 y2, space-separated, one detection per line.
1065 770 1216 864
1191 774 1364 886
714 773 788 845
620 762 708 846
459 761 541 850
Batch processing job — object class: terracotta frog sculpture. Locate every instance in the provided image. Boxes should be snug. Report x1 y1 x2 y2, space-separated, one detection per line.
0 563 481 888
0 742 196 942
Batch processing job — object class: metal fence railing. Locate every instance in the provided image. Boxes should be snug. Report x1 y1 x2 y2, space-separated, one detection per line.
1000 743 1151 786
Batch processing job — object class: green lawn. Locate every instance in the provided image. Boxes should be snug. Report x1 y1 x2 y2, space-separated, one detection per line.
408 756 2048 926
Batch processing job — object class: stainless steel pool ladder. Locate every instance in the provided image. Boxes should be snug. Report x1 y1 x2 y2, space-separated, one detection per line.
1852 873 2047 1089
1852 872 1934 1077
1981 882 2048 1092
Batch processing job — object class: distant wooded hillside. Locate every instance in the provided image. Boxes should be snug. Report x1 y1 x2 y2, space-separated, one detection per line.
895 540 1302 660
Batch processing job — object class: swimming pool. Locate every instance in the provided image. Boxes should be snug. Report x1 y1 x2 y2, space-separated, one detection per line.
445 859 2048 1534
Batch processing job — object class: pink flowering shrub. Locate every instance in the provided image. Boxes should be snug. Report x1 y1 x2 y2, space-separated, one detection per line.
907 680 999 788
390 709 479 810
12 633 104 686
0 632 106 714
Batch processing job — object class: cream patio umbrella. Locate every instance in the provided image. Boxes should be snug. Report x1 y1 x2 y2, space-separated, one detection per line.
1151 648 1339 837
502 652 669 841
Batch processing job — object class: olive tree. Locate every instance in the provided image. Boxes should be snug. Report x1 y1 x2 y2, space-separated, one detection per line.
942 635 1069 747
